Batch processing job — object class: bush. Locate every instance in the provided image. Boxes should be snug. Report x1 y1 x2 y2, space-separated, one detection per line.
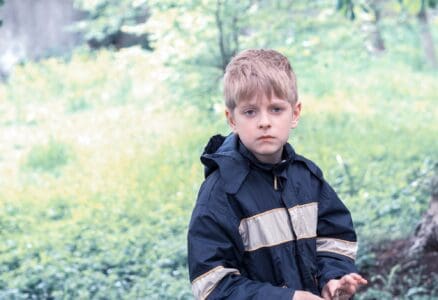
24 139 73 172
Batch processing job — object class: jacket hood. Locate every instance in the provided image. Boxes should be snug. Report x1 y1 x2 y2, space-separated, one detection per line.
200 134 250 194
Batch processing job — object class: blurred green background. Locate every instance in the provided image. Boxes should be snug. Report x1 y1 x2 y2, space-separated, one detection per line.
0 0 437 299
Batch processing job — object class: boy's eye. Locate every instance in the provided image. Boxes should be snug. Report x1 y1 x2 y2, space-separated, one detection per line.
271 107 283 113
243 109 256 117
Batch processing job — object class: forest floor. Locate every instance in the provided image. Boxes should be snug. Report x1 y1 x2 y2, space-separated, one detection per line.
361 238 438 298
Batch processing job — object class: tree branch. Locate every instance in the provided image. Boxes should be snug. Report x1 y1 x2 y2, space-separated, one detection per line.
215 0 227 72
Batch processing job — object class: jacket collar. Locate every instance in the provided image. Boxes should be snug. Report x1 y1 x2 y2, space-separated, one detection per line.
237 139 295 176
200 133 296 194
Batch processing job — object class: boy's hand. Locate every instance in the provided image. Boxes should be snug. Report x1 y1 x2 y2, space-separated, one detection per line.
292 291 324 300
321 273 368 300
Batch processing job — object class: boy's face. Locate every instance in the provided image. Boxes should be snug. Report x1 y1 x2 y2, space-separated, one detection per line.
226 95 301 164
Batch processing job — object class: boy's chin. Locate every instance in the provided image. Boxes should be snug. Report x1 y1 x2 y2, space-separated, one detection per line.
253 150 283 163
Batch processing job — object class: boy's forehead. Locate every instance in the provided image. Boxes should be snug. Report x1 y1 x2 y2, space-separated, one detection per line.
237 94 288 106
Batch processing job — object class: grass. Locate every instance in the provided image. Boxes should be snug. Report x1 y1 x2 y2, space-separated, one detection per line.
24 139 73 173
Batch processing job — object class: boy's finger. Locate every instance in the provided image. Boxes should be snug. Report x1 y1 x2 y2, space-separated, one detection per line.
327 281 339 297
339 277 359 295
342 273 367 286
350 273 368 283
340 274 355 285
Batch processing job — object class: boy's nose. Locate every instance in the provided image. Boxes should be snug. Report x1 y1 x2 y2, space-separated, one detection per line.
258 113 271 129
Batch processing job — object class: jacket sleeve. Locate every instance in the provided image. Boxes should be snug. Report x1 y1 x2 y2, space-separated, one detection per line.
188 179 295 300
316 177 358 291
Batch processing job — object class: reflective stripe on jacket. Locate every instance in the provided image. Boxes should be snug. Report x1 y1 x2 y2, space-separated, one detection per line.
188 134 358 300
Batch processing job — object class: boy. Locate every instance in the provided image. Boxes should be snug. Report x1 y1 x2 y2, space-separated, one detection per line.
187 49 367 300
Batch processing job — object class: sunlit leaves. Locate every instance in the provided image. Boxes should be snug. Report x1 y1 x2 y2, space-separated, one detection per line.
72 0 149 45
399 0 437 14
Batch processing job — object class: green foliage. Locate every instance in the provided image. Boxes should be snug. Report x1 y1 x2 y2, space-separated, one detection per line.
1 48 169 116
0 106 206 298
358 264 438 299
144 0 249 110
335 0 433 21
335 0 388 21
24 139 73 173
399 0 438 14
336 0 356 20
73 0 149 47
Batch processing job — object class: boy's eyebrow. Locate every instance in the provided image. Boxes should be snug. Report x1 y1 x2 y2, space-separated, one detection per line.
237 98 288 107
238 104 257 110
237 100 257 107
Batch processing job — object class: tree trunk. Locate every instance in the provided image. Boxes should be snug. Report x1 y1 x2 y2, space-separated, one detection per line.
0 0 84 79
409 173 438 255
215 0 243 72
361 1 385 54
417 7 438 69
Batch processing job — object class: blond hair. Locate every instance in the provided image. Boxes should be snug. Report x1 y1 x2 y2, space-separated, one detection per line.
223 49 298 110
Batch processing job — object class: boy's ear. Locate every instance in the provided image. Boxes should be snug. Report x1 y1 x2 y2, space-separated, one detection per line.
225 109 236 131
291 101 302 129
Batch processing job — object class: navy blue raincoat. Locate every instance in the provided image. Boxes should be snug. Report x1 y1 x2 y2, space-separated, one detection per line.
188 134 358 299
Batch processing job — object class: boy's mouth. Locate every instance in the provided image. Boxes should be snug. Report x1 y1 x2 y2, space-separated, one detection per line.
258 135 274 140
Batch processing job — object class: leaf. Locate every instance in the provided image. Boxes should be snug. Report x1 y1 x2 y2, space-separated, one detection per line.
406 286 428 297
